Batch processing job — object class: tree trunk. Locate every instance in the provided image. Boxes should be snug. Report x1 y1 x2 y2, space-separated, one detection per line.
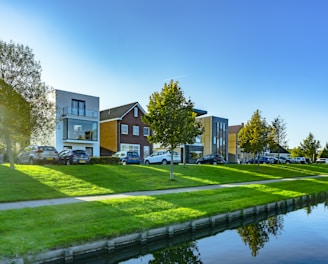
4 132 15 170
170 150 174 180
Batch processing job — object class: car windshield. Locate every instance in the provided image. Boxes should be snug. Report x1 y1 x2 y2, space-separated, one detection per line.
39 146 56 151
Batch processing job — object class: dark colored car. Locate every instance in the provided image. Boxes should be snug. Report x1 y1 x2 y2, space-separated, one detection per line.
58 149 90 165
247 156 272 164
112 151 141 165
196 154 225 165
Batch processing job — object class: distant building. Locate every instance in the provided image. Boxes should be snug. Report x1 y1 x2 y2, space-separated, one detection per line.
228 124 244 163
54 89 100 157
100 102 152 161
196 115 229 162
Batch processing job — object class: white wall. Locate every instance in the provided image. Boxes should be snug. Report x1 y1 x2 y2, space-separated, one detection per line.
55 89 100 156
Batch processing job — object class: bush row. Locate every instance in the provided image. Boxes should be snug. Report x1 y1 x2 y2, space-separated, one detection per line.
89 156 120 165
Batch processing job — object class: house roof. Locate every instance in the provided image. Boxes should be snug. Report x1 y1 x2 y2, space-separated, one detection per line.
228 124 243 134
269 144 290 154
100 102 145 121
193 108 207 116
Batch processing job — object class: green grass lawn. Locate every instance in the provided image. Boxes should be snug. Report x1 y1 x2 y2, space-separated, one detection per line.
1 163 328 202
1 163 328 259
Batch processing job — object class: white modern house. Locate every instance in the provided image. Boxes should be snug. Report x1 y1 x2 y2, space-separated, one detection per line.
53 89 100 157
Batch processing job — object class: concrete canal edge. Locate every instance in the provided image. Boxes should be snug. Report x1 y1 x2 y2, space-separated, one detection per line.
5 191 328 264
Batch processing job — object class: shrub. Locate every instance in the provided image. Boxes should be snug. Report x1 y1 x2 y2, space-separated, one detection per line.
90 156 120 165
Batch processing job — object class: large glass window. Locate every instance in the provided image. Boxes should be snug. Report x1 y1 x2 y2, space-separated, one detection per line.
71 99 86 116
63 118 98 141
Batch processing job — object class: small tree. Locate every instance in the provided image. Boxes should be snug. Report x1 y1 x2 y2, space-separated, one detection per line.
238 109 269 169
142 80 203 180
300 133 321 162
319 143 328 158
269 116 287 162
0 40 55 169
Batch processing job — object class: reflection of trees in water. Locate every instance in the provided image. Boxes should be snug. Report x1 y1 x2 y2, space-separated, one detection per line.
305 200 328 214
237 215 284 256
149 241 202 264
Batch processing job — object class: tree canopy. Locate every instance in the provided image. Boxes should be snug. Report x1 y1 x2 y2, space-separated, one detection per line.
142 80 203 179
299 132 320 162
238 109 269 162
0 39 55 169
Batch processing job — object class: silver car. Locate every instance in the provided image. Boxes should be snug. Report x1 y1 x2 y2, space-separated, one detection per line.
144 150 181 165
17 145 59 165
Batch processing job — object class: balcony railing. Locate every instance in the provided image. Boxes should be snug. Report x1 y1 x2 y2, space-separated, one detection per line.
62 107 98 119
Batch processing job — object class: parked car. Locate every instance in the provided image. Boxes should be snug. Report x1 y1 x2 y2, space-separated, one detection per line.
17 145 59 165
196 154 225 165
316 158 328 164
305 158 312 164
144 150 180 165
247 156 272 164
112 151 141 165
266 157 278 164
293 157 307 164
278 156 294 164
58 149 90 165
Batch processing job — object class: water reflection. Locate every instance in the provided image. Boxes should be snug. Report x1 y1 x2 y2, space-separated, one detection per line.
120 196 328 264
237 215 284 256
46 193 328 263
149 242 202 264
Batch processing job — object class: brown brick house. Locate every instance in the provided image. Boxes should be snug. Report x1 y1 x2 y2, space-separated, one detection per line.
100 102 152 161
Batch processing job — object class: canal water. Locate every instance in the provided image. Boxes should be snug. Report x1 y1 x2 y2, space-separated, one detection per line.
74 196 328 264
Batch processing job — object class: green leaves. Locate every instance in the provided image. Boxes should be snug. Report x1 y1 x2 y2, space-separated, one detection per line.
238 109 269 156
142 79 203 179
143 80 203 149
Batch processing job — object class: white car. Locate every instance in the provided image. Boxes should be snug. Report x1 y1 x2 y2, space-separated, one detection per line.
293 157 307 164
316 158 328 164
144 150 181 165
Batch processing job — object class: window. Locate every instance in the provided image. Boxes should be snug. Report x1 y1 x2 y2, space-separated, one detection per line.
86 147 93 157
63 118 98 141
144 146 150 158
121 143 140 155
121 124 128 135
133 126 139 136
143 127 150 136
134 107 138 117
71 99 86 116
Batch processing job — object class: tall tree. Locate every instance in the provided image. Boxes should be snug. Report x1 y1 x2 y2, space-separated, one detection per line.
300 133 321 162
142 80 203 180
0 40 55 169
269 116 287 161
0 80 31 168
238 109 269 168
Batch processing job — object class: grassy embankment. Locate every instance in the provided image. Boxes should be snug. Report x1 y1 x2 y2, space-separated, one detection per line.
1 163 328 258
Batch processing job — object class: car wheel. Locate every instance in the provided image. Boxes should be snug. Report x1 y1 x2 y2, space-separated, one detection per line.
197 161 202 165
145 160 150 165
162 159 168 165
213 161 217 165
29 158 34 165
122 160 127 165
66 159 71 165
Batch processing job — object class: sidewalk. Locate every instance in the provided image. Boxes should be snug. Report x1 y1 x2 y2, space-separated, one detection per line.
1 175 326 211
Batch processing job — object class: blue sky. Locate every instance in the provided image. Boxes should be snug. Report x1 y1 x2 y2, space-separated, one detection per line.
1 0 327 149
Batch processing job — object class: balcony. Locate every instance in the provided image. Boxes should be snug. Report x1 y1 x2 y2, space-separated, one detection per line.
62 107 98 119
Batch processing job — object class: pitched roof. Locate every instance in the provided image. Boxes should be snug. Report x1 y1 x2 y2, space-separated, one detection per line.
269 144 290 154
228 124 243 134
100 102 145 121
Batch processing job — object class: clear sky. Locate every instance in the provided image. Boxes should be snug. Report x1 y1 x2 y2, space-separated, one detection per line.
1 0 327 149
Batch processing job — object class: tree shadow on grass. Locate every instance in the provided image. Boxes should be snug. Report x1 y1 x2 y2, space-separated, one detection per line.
0 164 67 202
